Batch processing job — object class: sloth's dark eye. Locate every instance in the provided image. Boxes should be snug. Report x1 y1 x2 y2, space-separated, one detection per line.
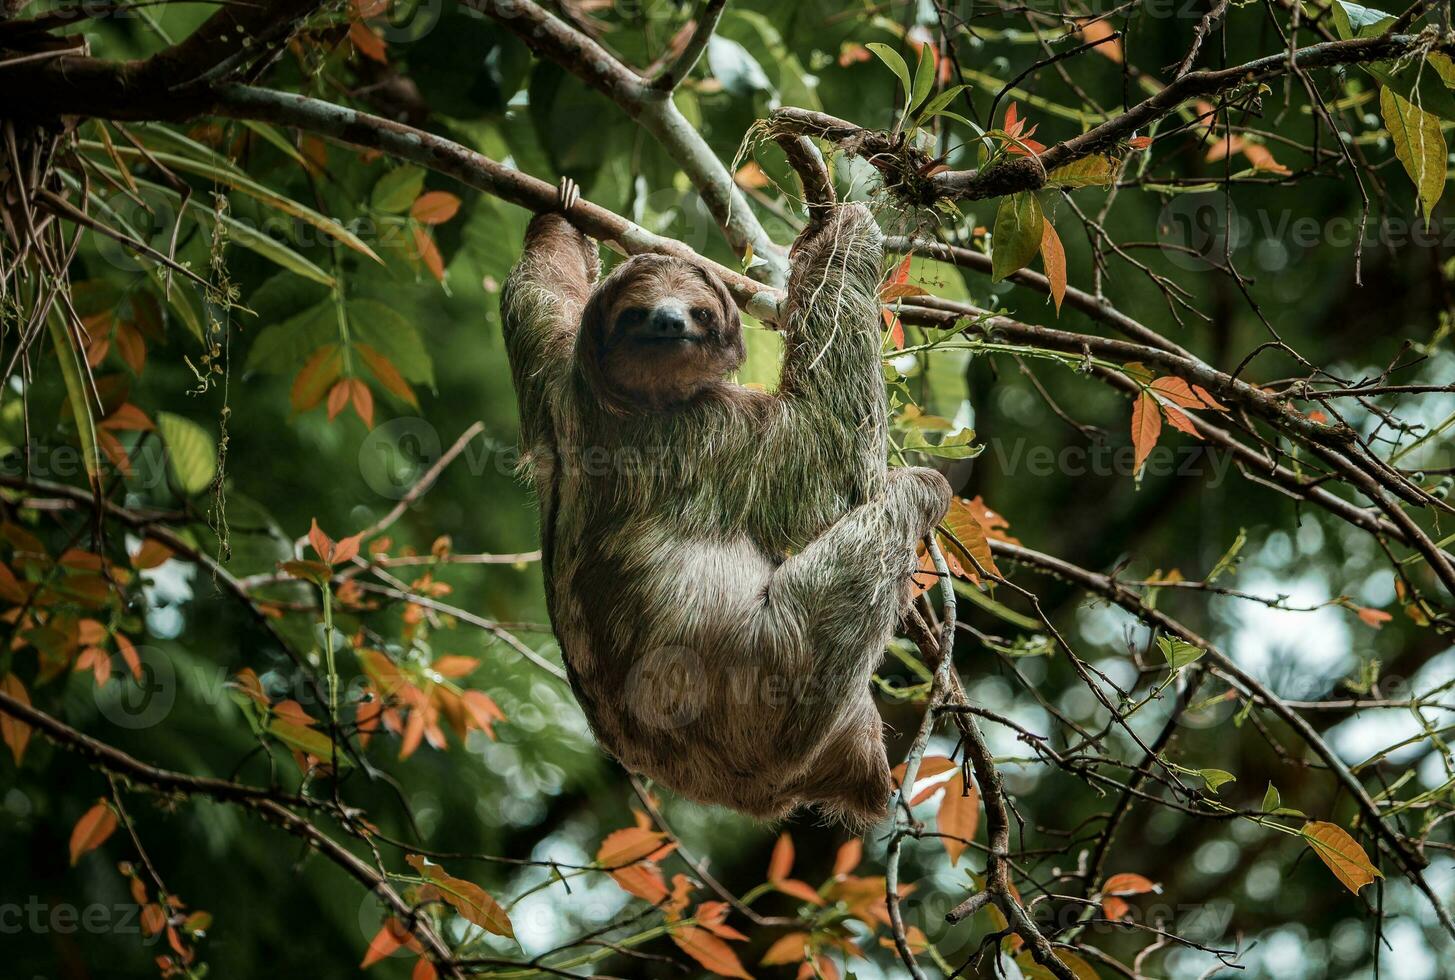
690 307 713 324
617 308 647 328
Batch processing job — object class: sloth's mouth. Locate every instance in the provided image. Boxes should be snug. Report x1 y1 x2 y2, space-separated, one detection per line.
636 335 703 347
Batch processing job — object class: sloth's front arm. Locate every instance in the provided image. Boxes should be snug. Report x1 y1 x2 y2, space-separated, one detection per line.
499 210 600 459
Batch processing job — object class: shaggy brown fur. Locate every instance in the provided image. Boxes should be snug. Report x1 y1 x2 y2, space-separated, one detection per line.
500 202 949 829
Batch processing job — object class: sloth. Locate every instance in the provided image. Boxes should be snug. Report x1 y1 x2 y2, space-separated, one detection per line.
500 180 950 829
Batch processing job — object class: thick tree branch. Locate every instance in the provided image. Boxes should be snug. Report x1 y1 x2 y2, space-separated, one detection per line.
468 0 787 283
211 85 784 322
774 33 1449 203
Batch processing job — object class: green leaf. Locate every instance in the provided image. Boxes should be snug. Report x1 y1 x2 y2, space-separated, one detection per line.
371 166 427 214
901 427 983 459
245 302 337 375
156 411 217 496
1262 783 1280 812
1367 60 1455 123
1206 527 1247 582
1157 635 1204 669
1381 86 1447 222
346 299 436 385
909 44 937 114
47 316 101 481
268 717 349 765
916 85 970 123
1327 1 1395 39
1198 769 1236 793
1046 154 1119 188
990 192 1044 281
866 42 914 109
79 141 382 263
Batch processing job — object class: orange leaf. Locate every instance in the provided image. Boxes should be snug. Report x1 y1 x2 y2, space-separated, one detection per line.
349 379 375 428
141 903 166 936
1302 821 1383 895
410 191 461 225
326 379 351 421
941 497 1001 582
309 519 334 563
1079 18 1123 62
69 801 118 865
1148 376 1216 410
768 832 794 881
412 226 445 281
350 20 388 63
332 532 363 566
1039 218 1066 314
292 345 343 413
1191 383 1229 411
1160 401 1201 438
0 673 32 764
1131 390 1162 476
610 863 670 904
101 403 154 432
361 917 410 968
696 901 749 941
832 839 862 877
734 161 772 188
775 878 826 906
115 634 143 681
1102 872 1159 896
77 646 113 687
891 754 957 787
1101 895 1131 920
880 283 929 301
1128 136 1153 149
937 772 979 864
670 925 753 979
405 855 514 937
131 538 174 570
760 931 811 966
597 827 672 867
356 344 419 408
412 958 438 980
1357 607 1392 629
114 321 147 375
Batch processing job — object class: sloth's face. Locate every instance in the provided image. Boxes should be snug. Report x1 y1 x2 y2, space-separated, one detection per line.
590 257 744 409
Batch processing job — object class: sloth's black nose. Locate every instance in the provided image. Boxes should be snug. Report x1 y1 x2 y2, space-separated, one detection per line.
646 306 691 338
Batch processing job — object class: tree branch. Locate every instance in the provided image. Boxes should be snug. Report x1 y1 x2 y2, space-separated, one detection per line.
468 0 787 283
649 0 726 91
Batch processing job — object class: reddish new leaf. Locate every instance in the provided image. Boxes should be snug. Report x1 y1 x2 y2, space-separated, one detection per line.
1039 218 1067 314
356 344 419 408
361 918 410 968
410 192 462 225
768 832 795 881
1131 390 1162 476
597 827 672 867
69 801 118 865
413 226 445 281
670 924 753 979
326 379 351 421
0 673 32 764
938 772 979 865
1303 821 1382 895
1102 872 1159 896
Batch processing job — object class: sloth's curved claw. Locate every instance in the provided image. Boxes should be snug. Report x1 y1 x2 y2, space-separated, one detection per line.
557 176 581 213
